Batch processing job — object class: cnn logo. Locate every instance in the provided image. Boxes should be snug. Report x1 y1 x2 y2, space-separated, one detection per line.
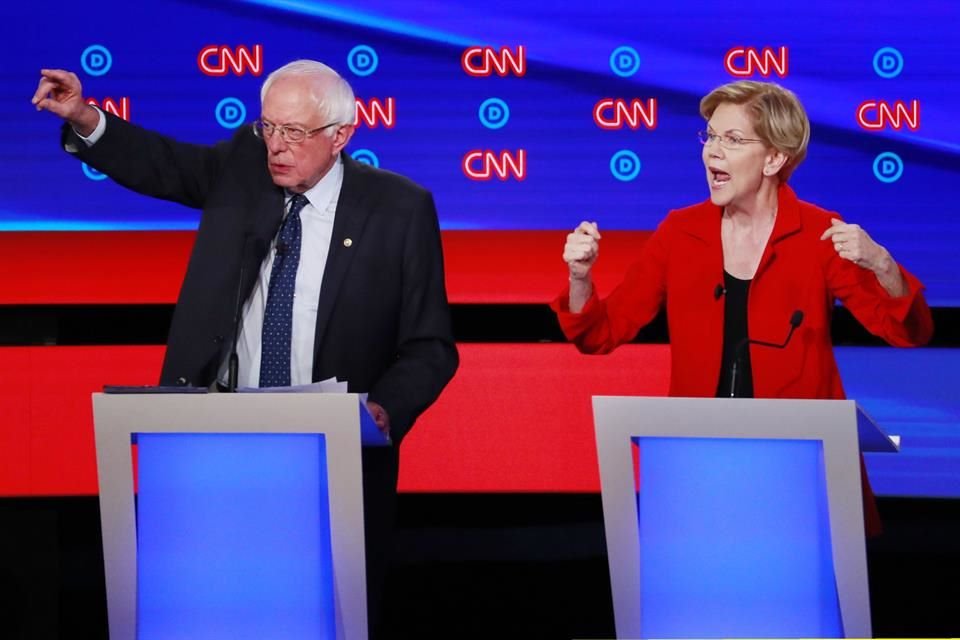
594 99 658 130
856 100 920 131
724 46 788 78
86 97 130 121
354 98 395 129
462 150 526 181
198 45 263 76
462 46 526 77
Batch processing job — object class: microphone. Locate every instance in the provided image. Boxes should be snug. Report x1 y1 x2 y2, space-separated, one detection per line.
275 241 287 256
728 310 804 397
713 284 725 300
227 235 266 392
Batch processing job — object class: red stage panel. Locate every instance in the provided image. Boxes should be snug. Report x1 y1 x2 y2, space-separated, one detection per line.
0 346 164 496
398 343 670 492
442 230 651 303
0 344 670 496
0 357 31 496
0 230 651 304
0 232 195 304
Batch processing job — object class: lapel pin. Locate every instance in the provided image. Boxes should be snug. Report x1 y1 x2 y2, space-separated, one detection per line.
343 238 353 247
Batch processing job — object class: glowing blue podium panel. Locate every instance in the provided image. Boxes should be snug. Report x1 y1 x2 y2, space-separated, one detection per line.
136 433 335 640
635 437 840 638
594 398 891 639
92 393 379 640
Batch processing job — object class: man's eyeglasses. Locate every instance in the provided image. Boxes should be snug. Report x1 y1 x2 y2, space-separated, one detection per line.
697 130 764 150
253 119 339 144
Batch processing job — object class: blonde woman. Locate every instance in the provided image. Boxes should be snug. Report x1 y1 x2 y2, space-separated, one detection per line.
554 80 933 534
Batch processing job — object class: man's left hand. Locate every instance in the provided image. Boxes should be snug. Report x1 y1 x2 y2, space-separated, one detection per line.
367 400 391 437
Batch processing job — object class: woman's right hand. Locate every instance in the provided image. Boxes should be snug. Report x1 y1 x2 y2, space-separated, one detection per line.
564 221 601 280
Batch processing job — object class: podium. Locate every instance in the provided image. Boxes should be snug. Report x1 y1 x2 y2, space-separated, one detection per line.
92 392 388 640
593 397 898 639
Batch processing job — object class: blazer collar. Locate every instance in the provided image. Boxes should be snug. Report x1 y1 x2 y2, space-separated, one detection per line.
679 182 803 247
311 152 376 359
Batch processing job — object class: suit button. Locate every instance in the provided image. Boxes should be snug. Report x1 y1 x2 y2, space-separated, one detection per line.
213 335 224 344
176 377 189 386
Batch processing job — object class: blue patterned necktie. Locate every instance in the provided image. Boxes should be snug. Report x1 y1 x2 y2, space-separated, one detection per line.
259 194 309 387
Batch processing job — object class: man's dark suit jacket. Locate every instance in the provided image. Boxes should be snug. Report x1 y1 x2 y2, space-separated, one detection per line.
64 112 458 446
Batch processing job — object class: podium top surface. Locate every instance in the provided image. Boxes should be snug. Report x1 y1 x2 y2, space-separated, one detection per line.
93 391 391 447
591 397 899 454
855 404 899 453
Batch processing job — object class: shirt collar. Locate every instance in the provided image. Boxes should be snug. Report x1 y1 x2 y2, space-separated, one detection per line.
286 154 344 214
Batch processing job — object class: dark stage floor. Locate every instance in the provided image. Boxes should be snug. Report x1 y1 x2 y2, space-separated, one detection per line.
1 494 957 639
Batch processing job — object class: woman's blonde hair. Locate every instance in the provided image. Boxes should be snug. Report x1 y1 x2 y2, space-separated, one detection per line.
700 81 810 181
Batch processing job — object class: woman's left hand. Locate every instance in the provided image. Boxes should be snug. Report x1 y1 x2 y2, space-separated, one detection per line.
820 218 906 296
820 218 890 272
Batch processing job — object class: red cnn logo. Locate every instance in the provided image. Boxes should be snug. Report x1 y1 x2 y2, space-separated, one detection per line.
593 98 658 130
86 97 130 121
724 46 789 78
461 46 526 77
462 150 527 181
354 98 395 129
198 45 263 76
856 100 920 131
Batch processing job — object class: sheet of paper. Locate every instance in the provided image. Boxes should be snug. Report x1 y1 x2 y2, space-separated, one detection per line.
237 380 389 445
237 377 347 393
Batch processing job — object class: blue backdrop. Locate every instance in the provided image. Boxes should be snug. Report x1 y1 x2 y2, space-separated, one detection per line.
5 0 958 303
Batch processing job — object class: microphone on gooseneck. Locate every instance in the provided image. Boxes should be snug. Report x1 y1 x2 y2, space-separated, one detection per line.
227 235 265 392
728 310 804 398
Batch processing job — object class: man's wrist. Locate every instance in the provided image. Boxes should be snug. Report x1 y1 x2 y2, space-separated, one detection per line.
73 105 105 143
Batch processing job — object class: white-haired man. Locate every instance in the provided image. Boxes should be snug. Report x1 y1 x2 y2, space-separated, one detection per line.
34 60 459 636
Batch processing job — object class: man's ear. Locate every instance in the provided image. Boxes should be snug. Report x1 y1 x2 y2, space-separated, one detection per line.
332 125 355 155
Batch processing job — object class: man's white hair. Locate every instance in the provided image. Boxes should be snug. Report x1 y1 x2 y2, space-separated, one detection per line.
260 60 355 135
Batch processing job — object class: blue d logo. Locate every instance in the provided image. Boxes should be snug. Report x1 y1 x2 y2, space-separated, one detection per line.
872 151 903 183
348 45 379 76
873 47 904 79
610 150 641 181
82 163 108 181
351 149 380 168
479 98 510 129
610 46 641 78
215 98 247 129
81 44 113 77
